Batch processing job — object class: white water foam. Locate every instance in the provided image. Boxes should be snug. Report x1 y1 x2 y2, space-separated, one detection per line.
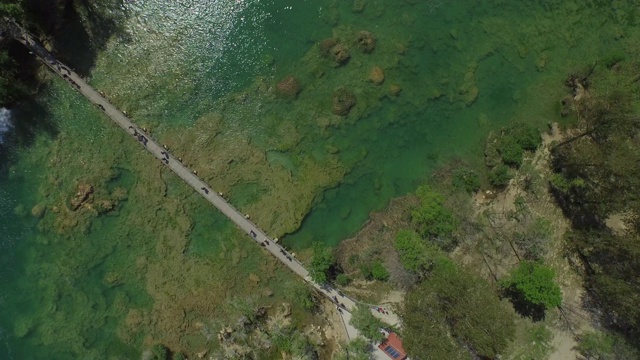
0 108 12 144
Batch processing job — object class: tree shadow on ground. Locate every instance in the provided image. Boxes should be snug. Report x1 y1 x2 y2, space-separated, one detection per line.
503 286 547 322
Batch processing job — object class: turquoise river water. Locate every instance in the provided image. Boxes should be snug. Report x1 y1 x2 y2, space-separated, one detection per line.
1 0 639 358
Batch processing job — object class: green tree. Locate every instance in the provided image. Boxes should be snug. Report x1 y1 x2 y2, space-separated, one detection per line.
576 330 639 360
489 164 512 187
291 283 315 311
411 186 457 241
452 168 481 193
510 123 542 151
501 261 562 319
498 135 524 167
350 305 385 342
335 274 351 286
309 242 334 284
0 1 24 18
335 337 372 360
394 229 447 276
150 344 169 360
403 260 516 359
549 59 640 333
370 261 389 281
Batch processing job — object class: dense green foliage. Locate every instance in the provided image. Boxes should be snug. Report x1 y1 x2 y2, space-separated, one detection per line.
334 337 371 360
550 59 640 336
350 305 385 342
360 260 389 281
335 273 351 286
498 135 524 167
309 242 334 284
394 229 446 276
501 261 562 319
496 123 542 167
576 331 640 360
489 164 512 187
291 283 316 311
272 328 318 359
150 344 168 360
0 1 23 18
451 168 481 193
403 258 516 359
411 186 457 244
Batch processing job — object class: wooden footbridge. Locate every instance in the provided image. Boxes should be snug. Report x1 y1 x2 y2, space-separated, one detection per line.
1 18 400 342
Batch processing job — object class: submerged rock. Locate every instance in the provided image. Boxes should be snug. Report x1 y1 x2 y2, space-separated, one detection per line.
329 43 351 66
275 75 302 100
319 38 338 56
369 66 385 85
70 183 93 210
353 0 366 13
388 84 402 96
356 31 376 54
332 87 356 116
31 203 46 218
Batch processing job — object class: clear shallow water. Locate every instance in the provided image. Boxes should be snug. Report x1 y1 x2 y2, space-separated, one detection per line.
1 0 638 357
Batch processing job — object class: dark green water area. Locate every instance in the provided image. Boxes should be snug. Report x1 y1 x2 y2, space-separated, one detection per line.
1 0 639 358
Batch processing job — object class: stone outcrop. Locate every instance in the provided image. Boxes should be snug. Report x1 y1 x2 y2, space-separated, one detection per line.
329 43 350 66
353 0 366 13
319 38 338 55
70 183 93 210
275 75 301 100
356 31 376 53
319 38 352 66
332 87 356 116
369 66 385 85
389 84 402 96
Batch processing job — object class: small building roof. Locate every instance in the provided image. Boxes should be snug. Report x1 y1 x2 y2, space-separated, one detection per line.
378 332 407 360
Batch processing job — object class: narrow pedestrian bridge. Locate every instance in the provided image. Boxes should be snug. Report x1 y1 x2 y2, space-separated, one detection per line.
1 17 400 334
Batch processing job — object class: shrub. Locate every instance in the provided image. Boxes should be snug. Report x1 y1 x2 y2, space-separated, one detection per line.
511 123 542 151
576 330 639 360
335 274 351 286
350 305 385 342
500 261 562 320
151 344 169 360
370 261 390 281
452 168 481 193
309 242 334 284
394 229 447 275
411 186 457 239
489 164 512 187
498 135 524 167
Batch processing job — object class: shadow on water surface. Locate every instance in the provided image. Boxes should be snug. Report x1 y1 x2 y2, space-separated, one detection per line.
0 0 127 165
23 0 127 76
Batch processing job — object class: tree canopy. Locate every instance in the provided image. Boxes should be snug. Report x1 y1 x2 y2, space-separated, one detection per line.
350 305 385 343
403 259 516 359
334 337 372 360
501 261 562 320
550 58 640 334
411 186 457 244
309 242 334 284
394 229 447 276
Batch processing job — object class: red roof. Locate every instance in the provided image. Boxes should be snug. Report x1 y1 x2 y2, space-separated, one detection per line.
378 332 407 360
